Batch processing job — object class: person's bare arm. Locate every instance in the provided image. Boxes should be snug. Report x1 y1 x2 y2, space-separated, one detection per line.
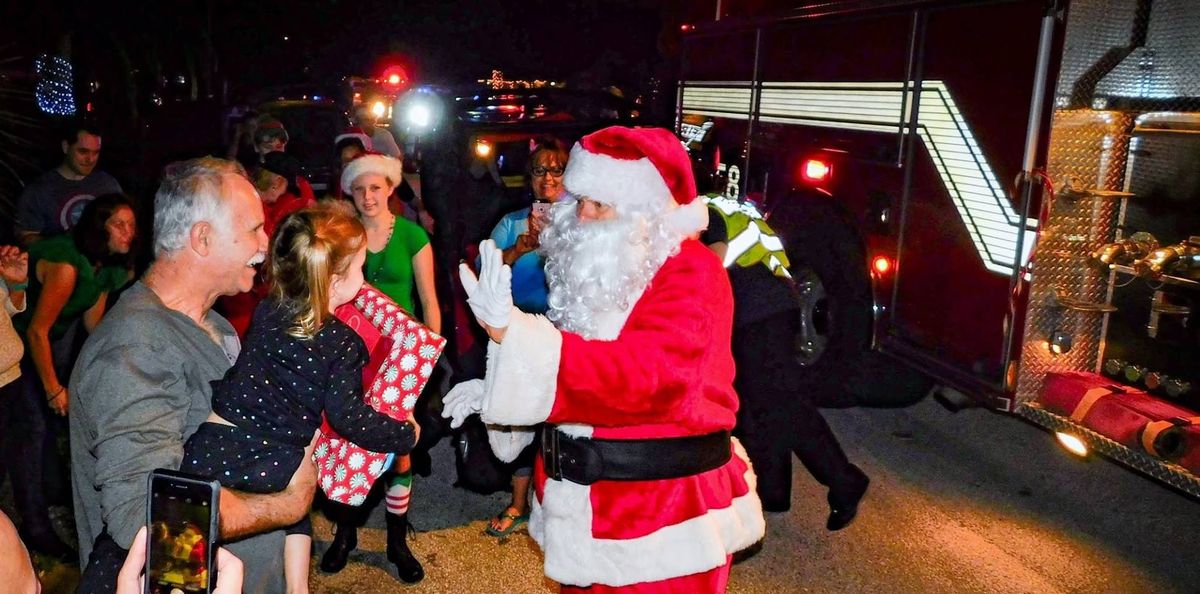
218 433 318 540
0 511 39 594
282 534 312 594
82 292 108 332
502 234 537 266
412 244 442 334
27 261 76 415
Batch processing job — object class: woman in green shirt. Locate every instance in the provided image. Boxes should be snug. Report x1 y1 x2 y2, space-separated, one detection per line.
323 154 439 584
4 193 135 559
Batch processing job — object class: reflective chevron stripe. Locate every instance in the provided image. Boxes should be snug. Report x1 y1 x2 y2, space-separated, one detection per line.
703 195 792 278
681 81 1037 276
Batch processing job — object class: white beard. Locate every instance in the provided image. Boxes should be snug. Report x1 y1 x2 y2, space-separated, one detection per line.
539 197 684 339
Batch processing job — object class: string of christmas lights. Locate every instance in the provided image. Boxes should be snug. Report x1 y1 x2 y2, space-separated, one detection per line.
35 54 77 116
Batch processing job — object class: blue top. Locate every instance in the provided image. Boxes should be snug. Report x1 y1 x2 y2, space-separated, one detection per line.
490 207 549 314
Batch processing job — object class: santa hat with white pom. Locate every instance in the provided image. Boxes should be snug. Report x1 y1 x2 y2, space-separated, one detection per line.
562 126 708 236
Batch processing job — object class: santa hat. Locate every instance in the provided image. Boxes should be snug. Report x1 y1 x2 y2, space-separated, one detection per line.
340 153 403 194
253 119 289 145
335 127 374 153
562 126 708 235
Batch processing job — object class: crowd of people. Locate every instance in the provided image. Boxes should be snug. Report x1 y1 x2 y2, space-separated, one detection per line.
0 111 870 594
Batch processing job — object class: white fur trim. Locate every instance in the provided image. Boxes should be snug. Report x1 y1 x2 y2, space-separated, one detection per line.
664 197 710 236
480 310 561 426
485 425 537 463
528 437 766 587
556 423 594 439
335 131 373 152
563 144 672 212
339 153 402 194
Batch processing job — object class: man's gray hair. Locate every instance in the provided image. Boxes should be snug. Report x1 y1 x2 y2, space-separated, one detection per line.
153 157 247 257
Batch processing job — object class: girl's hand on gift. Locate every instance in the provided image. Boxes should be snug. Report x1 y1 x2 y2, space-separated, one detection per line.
407 411 421 443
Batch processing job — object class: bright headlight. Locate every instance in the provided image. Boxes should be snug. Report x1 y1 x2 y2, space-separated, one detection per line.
371 100 387 119
407 103 432 128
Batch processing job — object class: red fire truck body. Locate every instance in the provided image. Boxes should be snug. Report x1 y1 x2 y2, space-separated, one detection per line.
679 0 1200 497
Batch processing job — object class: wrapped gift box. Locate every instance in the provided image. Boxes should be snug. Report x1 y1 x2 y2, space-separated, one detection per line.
313 284 446 505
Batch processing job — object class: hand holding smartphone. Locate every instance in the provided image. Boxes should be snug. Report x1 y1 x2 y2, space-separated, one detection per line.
528 201 552 243
145 470 221 594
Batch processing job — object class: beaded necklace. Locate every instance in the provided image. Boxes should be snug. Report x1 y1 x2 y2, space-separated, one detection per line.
367 216 396 285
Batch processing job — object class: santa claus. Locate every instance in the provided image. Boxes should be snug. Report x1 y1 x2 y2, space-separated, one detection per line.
445 126 765 592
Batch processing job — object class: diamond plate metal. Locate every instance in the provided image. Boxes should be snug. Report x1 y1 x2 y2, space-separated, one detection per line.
1017 0 1200 495
1016 109 1130 406
1017 403 1200 497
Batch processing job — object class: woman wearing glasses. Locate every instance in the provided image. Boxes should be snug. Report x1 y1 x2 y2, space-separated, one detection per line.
481 137 569 537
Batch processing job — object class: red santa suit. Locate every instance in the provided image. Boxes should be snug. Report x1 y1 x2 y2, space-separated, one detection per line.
473 127 765 591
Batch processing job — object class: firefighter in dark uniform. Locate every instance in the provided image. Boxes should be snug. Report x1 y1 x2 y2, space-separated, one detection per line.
700 194 870 531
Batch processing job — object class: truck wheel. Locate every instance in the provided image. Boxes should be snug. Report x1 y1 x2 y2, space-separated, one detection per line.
785 209 930 408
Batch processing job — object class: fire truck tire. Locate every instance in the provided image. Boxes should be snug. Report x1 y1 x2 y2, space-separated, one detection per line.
782 205 931 408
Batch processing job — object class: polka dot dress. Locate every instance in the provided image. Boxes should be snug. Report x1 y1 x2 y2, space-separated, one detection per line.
180 300 416 494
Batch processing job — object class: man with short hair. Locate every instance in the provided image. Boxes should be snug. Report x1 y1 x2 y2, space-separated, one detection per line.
14 122 122 246
446 126 765 592
69 157 316 593
352 105 402 158
253 119 290 160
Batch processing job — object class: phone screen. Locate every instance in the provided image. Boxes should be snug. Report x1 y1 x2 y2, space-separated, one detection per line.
147 479 215 594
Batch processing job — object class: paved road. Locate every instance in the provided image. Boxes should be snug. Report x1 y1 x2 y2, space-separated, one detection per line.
310 397 1199 593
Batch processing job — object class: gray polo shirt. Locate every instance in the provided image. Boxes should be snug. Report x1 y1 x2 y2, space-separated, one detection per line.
69 282 287 592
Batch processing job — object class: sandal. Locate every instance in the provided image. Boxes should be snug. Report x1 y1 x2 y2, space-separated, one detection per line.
485 507 529 537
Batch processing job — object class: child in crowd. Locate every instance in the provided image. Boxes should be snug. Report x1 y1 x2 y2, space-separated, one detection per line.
181 204 419 593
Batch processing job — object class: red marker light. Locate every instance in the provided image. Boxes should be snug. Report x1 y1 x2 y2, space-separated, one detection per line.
800 158 831 184
872 255 892 275
680 24 694 32
380 65 409 88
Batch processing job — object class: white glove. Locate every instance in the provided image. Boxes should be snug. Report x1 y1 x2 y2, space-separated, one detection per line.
460 239 513 329
442 379 486 429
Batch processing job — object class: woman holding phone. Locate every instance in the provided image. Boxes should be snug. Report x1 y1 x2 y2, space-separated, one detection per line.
480 137 569 537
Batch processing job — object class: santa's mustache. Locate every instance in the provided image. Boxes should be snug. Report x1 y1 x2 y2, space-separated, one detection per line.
540 198 679 339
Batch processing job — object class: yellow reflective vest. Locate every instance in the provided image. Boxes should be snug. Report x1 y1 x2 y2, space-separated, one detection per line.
703 194 792 279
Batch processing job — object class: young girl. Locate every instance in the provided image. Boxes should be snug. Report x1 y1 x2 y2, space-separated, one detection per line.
181 204 418 593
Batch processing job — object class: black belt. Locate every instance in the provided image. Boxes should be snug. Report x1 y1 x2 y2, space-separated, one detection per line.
541 427 732 485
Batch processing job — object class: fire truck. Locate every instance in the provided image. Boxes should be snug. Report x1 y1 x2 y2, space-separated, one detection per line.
348 63 412 125
677 0 1200 497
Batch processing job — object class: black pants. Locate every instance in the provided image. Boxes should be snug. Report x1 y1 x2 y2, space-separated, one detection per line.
732 310 862 511
0 327 80 540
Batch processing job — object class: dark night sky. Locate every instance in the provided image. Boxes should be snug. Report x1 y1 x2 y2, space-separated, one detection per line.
0 0 723 214
3 0 718 97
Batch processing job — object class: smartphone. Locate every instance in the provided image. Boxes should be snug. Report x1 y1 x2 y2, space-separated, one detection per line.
145 469 221 594
531 201 552 218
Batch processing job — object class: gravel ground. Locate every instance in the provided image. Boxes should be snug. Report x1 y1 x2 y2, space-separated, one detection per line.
9 395 1200 593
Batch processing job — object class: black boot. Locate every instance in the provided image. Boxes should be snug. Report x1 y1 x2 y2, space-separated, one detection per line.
319 521 357 574
826 466 870 532
386 512 424 583
410 447 433 478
